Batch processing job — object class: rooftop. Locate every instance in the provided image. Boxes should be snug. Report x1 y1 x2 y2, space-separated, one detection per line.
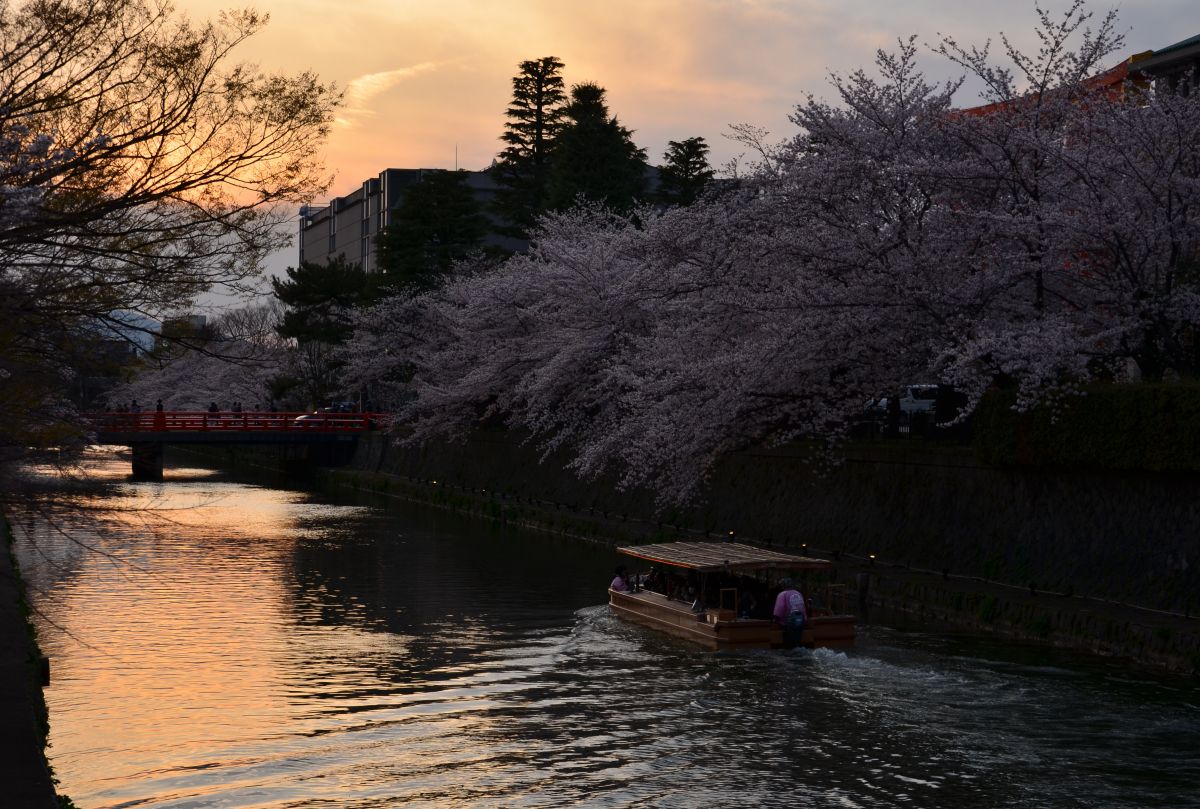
617 541 832 573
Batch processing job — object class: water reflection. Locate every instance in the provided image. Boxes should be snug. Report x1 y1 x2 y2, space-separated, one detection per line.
12 450 1200 808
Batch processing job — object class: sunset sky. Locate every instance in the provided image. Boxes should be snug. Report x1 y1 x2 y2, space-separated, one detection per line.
176 0 1196 282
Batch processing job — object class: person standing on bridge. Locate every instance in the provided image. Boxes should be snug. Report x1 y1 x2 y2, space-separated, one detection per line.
153 399 166 431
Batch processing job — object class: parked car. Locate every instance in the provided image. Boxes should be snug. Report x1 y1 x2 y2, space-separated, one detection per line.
293 402 382 429
294 403 358 425
864 384 941 418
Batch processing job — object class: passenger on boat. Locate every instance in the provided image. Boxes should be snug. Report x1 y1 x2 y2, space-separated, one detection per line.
610 565 629 592
773 578 807 643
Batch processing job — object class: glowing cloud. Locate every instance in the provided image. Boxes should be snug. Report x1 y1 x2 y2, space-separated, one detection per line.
339 62 442 126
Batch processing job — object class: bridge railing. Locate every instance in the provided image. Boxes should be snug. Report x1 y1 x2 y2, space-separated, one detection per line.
89 411 384 433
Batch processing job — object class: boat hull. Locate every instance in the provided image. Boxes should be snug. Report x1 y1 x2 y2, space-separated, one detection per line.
609 589 855 651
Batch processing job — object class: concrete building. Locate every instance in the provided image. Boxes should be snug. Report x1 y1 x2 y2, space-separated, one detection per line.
298 168 524 273
957 31 1200 119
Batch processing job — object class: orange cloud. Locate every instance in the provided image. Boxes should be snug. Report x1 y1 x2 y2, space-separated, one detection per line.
338 62 444 127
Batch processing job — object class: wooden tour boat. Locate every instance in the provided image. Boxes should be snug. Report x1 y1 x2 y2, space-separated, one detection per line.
609 541 856 651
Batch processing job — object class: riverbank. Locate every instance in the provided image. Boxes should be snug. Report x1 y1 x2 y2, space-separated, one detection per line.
171 443 1200 675
0 514 62 808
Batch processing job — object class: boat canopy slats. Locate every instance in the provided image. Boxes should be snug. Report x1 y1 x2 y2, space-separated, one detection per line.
616 541 831 572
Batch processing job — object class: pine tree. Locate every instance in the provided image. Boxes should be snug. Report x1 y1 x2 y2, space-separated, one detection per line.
271 257 378 406
492 56 567 234
545 82 647 212
658 137 714 206
272 257 375 346
376 171 490 291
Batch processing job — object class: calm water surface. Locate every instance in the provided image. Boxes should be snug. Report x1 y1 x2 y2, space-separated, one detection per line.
13 450 1200 808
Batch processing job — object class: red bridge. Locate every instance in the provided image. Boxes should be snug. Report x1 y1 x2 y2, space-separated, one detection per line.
90 411 386 479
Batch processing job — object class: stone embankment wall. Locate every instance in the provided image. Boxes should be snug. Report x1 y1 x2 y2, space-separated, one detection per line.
345 431 1200 673
353 431 1199 615
175 437 1200 673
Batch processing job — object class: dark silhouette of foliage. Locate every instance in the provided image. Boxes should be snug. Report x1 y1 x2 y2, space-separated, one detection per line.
658 137 714 206
272 258 375 346
491 56 567 235
375 171 489 291
271 257 380 407
546 83 647 212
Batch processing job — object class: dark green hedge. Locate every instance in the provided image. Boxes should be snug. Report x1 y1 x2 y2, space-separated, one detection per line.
973 383 1200 471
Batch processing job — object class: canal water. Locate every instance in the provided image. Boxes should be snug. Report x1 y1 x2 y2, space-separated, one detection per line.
12 450 1200 808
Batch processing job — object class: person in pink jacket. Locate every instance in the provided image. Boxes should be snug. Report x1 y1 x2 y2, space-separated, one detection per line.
773 578 806 643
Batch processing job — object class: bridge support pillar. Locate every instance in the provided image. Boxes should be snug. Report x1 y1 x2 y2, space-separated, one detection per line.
130 443 164 481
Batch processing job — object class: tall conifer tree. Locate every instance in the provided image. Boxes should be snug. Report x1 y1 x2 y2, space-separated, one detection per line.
492 56 567 234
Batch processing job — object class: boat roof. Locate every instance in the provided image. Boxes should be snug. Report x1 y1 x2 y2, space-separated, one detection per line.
617 541 832 573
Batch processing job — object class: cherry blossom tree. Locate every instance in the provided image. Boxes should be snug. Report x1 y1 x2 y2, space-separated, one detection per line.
346 2 1200 503
345 208 664 445
112 303 293 411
